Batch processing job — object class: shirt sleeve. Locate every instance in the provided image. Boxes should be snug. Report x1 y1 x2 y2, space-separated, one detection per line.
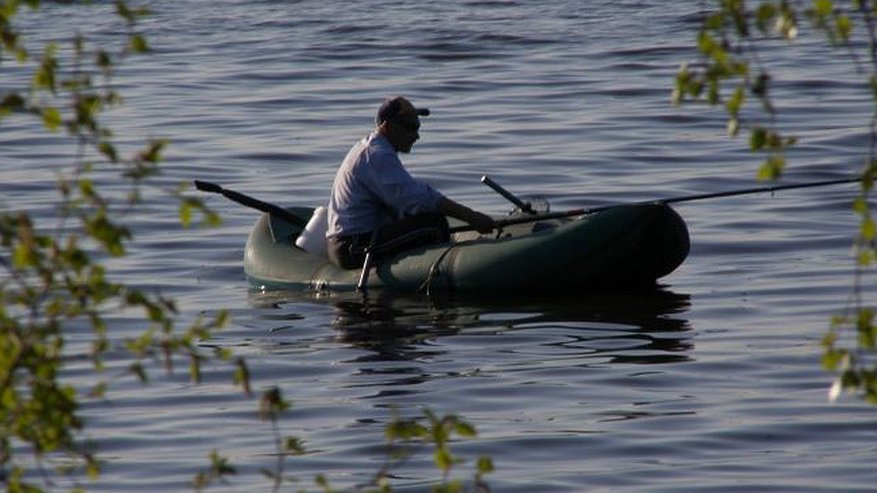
363 148 444 219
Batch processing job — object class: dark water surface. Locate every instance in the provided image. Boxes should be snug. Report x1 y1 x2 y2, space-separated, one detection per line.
5 1 877 492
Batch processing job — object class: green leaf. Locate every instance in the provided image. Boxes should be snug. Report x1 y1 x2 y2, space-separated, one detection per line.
116 0 135 22
476 456 494 475
697 31 718 56
750 127 767 150
84 213 130 256
751 72 770 98
259 386 290 420
856 247 874 265
725 85 745 115
755 3 777 33
14 45 28 62
232 357 251 396
0 93 25 116
284 436 307 455
85 454 101 478
139 139 167 163
813 0 834 18
190 357 202 383
42 106 62 131
822 347 844 370
129 362 148 383
853 196 869 215
95 49 112 70
757 154 785 180
99 142 118 163
179 201 193 228
836 14 852 41
214 309 230 328
434 447 454 472
209 449 236 475
79 177 95 197
129 34 149 54
730 3 749 37
88 382 108 399
454 421 477 438
708 80 720 105
672 64 691 105
766 130 783 150
12 242 37 268
33 43 59 92
861 216 876 241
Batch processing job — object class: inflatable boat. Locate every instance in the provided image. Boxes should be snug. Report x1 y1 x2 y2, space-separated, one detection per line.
243 203 690 293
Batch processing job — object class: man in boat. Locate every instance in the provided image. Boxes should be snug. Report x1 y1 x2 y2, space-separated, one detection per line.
327 96 496 269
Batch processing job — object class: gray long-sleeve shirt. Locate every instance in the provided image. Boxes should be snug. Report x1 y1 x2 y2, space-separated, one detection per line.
327 132 443 238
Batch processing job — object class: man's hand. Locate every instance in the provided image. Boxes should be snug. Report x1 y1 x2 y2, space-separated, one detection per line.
468 211 496 234
438 197 496 234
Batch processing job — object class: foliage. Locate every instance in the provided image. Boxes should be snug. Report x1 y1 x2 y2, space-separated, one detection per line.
0 1 232 491
382 408 493 493
196 386 493 493
674 0 877 402
1 4 495 493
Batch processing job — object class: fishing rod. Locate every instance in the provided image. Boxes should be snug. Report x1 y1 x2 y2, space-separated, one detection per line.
452 175 863 234
660 176 861 205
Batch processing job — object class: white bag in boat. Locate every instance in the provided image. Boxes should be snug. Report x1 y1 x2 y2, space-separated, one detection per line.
294 206 328 256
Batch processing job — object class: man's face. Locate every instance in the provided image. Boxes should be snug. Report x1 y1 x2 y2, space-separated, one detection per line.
387 114 421 153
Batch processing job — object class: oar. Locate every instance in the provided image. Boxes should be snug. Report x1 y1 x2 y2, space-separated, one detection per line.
450 175 862 234
193 180 308 228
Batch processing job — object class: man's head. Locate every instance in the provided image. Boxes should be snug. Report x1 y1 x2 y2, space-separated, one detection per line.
376 96 430 153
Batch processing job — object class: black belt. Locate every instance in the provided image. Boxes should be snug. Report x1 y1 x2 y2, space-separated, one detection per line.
333 231 373 244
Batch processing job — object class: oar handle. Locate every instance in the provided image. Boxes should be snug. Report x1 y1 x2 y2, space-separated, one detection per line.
194 180 308 228
481 175 536 214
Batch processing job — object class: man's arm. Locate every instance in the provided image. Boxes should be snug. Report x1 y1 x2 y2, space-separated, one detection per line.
437 196 496 234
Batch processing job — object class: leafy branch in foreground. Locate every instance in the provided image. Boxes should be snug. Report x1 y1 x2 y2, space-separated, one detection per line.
674 0 877 402
193 386 493 493
382 408 494 493
1 2 233 491
3 3 493 493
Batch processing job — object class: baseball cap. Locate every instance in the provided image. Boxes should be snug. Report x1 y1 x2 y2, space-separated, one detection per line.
376 96 430 125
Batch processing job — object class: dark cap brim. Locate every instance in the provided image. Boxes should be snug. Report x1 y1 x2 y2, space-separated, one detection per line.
377 96 431 124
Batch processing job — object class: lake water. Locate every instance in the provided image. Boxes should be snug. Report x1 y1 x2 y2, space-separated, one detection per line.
4 1 877 492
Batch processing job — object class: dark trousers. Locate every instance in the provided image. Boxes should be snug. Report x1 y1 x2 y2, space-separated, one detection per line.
327 213 450 270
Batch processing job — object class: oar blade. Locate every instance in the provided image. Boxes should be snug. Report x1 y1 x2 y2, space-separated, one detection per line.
193 179 309 228
194 180 222 193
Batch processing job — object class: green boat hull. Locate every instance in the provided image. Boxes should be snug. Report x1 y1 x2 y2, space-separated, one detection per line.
244 203 690 293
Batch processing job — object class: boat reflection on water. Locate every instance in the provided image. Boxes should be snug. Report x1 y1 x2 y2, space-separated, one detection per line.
248 285 694 366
